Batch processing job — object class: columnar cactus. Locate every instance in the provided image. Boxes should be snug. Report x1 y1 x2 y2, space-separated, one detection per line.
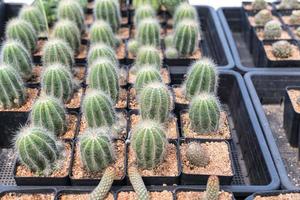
41 64 74 102
272 40 293 58
82 90 116 128
137 19 161 48
31 96 67 136
254 9 273 26
90 20 118 47
133 0 161 11
128 165 150 200
5 18 37 52
15 126 59 172
139 83 173 124
205 176 220 200
94 0 121 33
42 39 74 69
79 128 116 171
88 59 119 103
184 58 218 100
186 142 209 167
131 120 167 169
278 0 300 9
134 5 156 26
134 67 162 93
264 20 282 39
173 3 198 27
290 10 300 24
52 20 81 53
87 43 118 66
174 20 199 57
161 0 186 14
135 46 161 69
0 64 26 109
0 40 32 80
251 0 268 10
189 94 221 133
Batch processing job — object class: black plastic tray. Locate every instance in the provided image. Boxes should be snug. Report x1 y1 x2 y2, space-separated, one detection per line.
175 187 236 200
245 190 300 200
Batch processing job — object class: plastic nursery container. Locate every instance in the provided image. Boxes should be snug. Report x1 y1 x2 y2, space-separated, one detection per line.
116 187 174 200
0 188 56 199
245 190 300 200
55 187 115 199
175 187 235 200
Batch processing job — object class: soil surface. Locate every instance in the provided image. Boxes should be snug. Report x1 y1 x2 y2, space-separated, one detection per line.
59 193 114 200
176 191 233 200
118 191 173 200
254 193 300 200
287 89 300 113
1 193 54 200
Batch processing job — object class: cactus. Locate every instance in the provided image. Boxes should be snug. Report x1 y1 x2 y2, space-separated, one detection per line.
189 93 221 133
134 67 162 93
15 126 59 173
264 20 282 39
139 82 172 124
174 19 199 57
80 128 116 171
296 27 300 37
41 63 74 102
278 0 300 9
134 5 156 26
205 176 220 200
89 166 115 200
42 39 74 69
184 58 218 100
33 0 58 25
31 96 66 136
82 90 116 128
94 0 121 33
0 64 26 109
19 5 47 35
88 43 118 66
137 19 161 48
161 0 186 14
254 9 273 26
128 39 139 55
272 40 293 58
186 142 209 167
251 0 268 10
5 18 37 53
52 20 81 53
0 40 32 80
173 3 198 28
133 0 161 11
165 47 179 59
90 20 118 47
87 59 119 103
164 34 174 48
135 46 162 69
77 0 88 9
290 10 300 24
128 165 150 200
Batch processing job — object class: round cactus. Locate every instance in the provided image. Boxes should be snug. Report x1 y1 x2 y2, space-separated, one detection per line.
5 18 37 52
184 58 218 100
173 2 198 27
272 40 293 58
79 128 116 171
186 142 209 167
174 19 200 56
137 18 161 48
82 90 116 128
87 43 118 66
252 0 268 10
94 0 121 33
52 20 81 53
164 34 174 48
165 47 179 59
254 9 273 26
133 0 161 11
161 0 186 14
278 0 300 9
0 40 32 80
134 5 156 26
290 10 300 24
31 96 67 136
90 20 118 47
131 120 167 169
42 39 74 69
139 82 172 124
205 176 220 200
134 66 162 93
189 93 221 133
0 64 26 109
135 46 161 70
128 39 139 55
88 59 119 103
15 126 59 172
264 20 282 39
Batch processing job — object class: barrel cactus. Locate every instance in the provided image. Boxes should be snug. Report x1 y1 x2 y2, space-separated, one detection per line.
87 43 118 66
134 66 162 93
173 2 198 27
90 20 118 47
128 39 139 55
164 34 174 48
136 46 161 69
161 0 186 14
290 10 300 24
205 176 220 200
189 93 221 133
137 18 161 48
278 0 300 9
133 0 161 11
254 9 273 26
264 20 282 39
272 40 293 58
251 0 268 10
131 120 167 169
165 47 179 59
128 165 149 200
134 5 156 26
186 142 209 167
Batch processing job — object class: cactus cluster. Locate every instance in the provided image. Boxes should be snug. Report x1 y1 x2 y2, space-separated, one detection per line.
137 19 161 48
134 67 162 93
251 0 268 10
162 0 186 15
264 20 282 39
134 5 156 26
135 46 162 69
128 165 150 200
186 142 209 167
272 40 293 58
133 0 161 11
254 9 273 26
290 10 300 24
173 2 198 27
205 176 220 200
87 43 118 66
278 0 300 9
90 20 118 47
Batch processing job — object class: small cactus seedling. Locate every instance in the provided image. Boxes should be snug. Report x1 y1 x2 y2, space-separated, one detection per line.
290 10 300 24
272 40 293 58
128 39 139 55
164 34 174 48
135 46 162 69
254 9 273 26
128 165 150 200
205 176 220 200
137 18 161 48
184 58 218 100
94 0 121 33
174 19 200 57
87 43 118 66
131 120 167 169
139 82 173 124
41 63 74 102
82 90 116 128
42 39 74 69
15 126 59 173
0 64 26 109
134 66 162 93
90 20 118 47
165 47 179 59
161 0 186 14
0 40 32 80
134 5 156 26
186 142 209 167
173 3 198 28
79 128 116 171
31 96 67 136
88 59 119 103
278 0 300 9
264 20 282 39
189 93 221 133
251 0 268 10
52 19 81 53
5 18 37 52
133 0 161 11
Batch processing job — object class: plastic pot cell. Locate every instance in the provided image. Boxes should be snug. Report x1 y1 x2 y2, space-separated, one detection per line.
0 188 56 199
116 187 174 200
245 190 300 200
55 188 115 200
175 187 235 200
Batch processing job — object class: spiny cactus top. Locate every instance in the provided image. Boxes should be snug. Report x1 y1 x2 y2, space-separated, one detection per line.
15 126 60 173
134 5 156 26
87 43 118 66
90 20 117 47
251 0 268 10
137 18 161 48
205 176 220 200
264 20 282 39
254 9 273 26
128 165 150 200
161 0 186 14
0 64 26 109
135 46 162 70
173 3 198 27
272 40 293 58
0 40 32 80
131 120 167 169
290 10 300 24
5 18 37 53
186 142 209 167
79 128 116 171
133 0 161 11
134 66 162 94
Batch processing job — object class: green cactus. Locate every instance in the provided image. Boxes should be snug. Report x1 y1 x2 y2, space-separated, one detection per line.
184 58 218 100
205 176 220 200
134 5 156 26
135 46 162 70
80 128 116 171
189 93 221 133
82 90 116 128
15 126 59 173
128 39 139 55
290 10 300 24
128 165 150 200
254 9 273 26
52 19 81 53
186 142 209 167
137 19 161 48
165 47 179 59
77 0 88 9
133 0 161 11
88 43 118 66
0 40 32 80
134 66 162 93
173 2 198 27
33 0 57 26
90 20 118 47
0 64 26 109
272 40 293 58
278 0 300 9
164 34 174 48
174 19 199 57
5 18 37 53
264 20 282 39
251 0 268 10
131 120 167 169
42 39 74 69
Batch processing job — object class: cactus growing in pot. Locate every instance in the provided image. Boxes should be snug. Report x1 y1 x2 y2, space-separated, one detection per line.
161 0 186 15
251 0 268 10
133 0 161 11
186 142 209 167
90 20 118 48
134 66 162 93
205 176 220 200
290 10 300 24
278 0 300 9
128 164 150 200
272 40 293 58
264 20 282 39
128 39 139 56
137 18 161 48
173 2 198 28
254 9 273 26
87 43 118 66
134 5 156 26
165 47 179 59
135 46 162 69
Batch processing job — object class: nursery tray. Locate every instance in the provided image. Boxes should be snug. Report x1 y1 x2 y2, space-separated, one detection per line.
245 190 300 200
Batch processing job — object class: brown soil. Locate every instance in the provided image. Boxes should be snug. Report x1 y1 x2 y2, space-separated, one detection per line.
59 114 78 140
174 87 189 105
34 39 46 57
254 194 300 200
127 143 179 177
119 67 128 86
281 16 300 25
65 88 84 109
256 30 291 40
248 16 280 27
129 88 138 110
85 14 128 26
265 44 300 60
75 44 88 60
28 66 42 84
117 41 126 59
73 66 86 82
180 142 233 176
176 191 233 200
287 89 300 113
128 68 171 85
118 191 173 200
71 140 125 180
1 193 54 200
59 193 114 200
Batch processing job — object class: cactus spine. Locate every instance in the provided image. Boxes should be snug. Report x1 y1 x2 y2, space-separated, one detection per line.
137 19 161 48
264 20 282 39
128 165 150 200
254 9 273 26
135 46 162 70
252 0 268 10
205 176 220 200
90 20 118 47
88 43 118 66
272 40 293 58
186 142 209 167
133 0 161 11
173 3 198 27
290 10 300 24
134 67 162 93
165 47 179 59
134 5 156 26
